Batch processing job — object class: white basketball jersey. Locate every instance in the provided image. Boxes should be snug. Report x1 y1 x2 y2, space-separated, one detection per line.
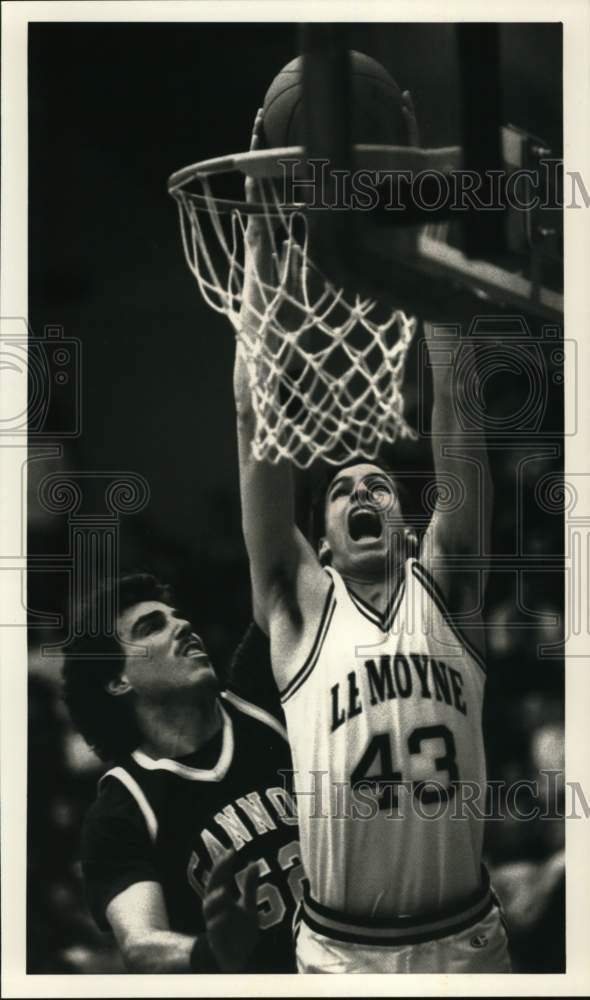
280 558 487 920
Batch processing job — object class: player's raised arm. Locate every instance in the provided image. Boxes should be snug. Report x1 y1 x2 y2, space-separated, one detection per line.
234 112 326 651
420 325 493 637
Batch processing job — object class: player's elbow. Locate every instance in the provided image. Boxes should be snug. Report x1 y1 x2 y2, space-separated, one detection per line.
119 936 158 973
113 924 194 973
235 396 255 427
112 923 161 973
233 351 255 424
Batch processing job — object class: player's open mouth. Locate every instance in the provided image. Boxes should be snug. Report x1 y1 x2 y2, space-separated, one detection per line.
348 508 382 541
178 634 207 658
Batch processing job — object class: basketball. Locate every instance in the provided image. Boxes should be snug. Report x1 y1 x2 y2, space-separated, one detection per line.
262 50 408 149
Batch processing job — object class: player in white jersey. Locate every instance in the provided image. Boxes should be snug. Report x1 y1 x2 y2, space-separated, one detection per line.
283 548 487 919
233 111 511 973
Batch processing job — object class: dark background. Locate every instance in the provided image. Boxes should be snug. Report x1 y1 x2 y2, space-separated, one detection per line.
27 21 564 974
28 21 563 546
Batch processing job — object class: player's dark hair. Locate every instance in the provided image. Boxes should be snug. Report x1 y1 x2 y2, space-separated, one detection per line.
62 573 173 762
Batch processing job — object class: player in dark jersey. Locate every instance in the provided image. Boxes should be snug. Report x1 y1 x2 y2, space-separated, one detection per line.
63 573 303 973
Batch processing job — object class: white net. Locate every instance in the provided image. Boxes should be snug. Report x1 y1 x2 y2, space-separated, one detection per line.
171 172 417 468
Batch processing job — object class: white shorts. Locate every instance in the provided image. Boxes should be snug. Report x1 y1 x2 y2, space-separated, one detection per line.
296 898 511 974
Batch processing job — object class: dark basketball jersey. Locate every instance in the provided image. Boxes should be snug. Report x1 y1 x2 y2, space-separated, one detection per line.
81 691 302 972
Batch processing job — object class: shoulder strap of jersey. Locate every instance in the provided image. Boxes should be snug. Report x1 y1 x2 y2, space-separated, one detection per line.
278 574 337 705
410 559 487 674
221 690 289 741
99 766 159 844
324 565 348 601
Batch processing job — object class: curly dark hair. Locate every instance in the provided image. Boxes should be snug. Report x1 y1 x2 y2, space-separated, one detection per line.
62 573 173 762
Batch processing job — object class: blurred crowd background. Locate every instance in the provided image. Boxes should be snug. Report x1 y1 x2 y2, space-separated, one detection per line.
26 19 564 976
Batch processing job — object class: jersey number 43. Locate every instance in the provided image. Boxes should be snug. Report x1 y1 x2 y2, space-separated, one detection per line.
351 725 459 809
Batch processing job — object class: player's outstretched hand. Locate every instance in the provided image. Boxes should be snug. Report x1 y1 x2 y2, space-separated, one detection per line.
244 108 267 247
239 108 280 360
202 848 260 972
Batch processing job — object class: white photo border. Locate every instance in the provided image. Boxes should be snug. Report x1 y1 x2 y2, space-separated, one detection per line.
1 0 589 996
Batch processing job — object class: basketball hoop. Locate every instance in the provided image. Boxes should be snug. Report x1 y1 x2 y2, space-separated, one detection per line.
168 144 460 467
